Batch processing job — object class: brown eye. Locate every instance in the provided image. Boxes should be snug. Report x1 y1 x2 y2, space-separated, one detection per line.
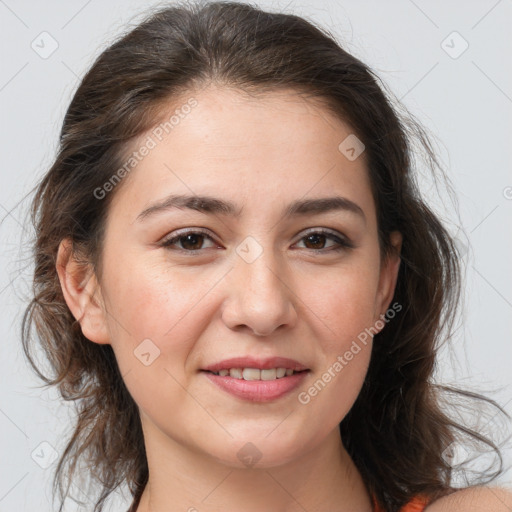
161 230 217 252
303 233 328 250
176 233 206 250
295 230 353 252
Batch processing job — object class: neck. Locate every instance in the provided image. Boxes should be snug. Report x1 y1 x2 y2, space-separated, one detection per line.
134 420 373 512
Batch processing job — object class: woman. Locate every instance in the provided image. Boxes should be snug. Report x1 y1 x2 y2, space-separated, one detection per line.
22 1 511 511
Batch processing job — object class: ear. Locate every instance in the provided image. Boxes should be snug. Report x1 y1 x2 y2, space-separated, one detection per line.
373 231 402 323
56 238 110 345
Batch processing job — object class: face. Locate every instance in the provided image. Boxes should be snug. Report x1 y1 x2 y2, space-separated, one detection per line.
60 85 401 469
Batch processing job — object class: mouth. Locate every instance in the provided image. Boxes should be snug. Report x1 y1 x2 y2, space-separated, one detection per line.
201 356 309 376
200 368 311 402
201 368 309 380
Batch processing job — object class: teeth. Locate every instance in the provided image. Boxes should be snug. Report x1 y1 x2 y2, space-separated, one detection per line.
230 368 243 379
243 368 263 381
211 367 301 380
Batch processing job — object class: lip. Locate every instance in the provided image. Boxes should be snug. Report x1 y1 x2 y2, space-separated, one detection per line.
201 370 310 402
201 356 309 373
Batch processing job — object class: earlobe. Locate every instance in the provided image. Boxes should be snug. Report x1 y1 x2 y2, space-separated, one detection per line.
375 231 402 322
56 238 110 345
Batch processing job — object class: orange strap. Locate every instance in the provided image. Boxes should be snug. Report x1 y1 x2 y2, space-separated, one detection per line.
373 494 430 512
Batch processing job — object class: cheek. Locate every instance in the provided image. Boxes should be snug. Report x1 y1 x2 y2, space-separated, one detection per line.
296 271 377 426
102 266 213 417
302 259 381 338
297 256 380 397
101 254 217 371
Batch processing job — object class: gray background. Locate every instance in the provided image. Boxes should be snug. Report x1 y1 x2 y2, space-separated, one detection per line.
1 0 511 510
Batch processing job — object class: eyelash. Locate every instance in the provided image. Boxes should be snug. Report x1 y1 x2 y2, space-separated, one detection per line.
160 228 354 255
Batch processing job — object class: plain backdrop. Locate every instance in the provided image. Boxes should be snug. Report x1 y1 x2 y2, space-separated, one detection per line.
0 0 511 510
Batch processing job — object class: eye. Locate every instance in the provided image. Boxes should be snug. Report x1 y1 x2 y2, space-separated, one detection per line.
160 228 353 255
293 229 354 252
160 229 218 253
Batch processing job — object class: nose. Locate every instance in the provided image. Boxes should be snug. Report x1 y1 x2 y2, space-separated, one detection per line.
221 245 298 337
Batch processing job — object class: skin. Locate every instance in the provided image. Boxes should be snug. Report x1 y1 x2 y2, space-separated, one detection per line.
58 84 414 512
426 487 512 512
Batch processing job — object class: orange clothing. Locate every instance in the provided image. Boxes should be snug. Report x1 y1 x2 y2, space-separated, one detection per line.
373 494 431 512
128 493 431 512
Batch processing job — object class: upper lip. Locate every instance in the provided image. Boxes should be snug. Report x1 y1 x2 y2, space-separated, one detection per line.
202 356 309 372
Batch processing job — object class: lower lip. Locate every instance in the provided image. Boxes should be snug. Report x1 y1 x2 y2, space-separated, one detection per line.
201 370 310 402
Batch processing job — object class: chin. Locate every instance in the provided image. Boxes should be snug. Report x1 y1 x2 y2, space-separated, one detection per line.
207 438 304 470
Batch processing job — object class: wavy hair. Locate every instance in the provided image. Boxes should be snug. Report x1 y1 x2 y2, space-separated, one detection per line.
21 1 510 511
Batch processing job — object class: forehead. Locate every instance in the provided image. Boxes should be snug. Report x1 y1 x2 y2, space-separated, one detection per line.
158 85 358 160
110 85 374 223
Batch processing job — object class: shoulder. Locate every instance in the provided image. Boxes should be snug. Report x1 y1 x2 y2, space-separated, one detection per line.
426 486 512 511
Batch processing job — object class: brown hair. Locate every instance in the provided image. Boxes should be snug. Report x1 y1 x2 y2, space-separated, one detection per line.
21 1 510 511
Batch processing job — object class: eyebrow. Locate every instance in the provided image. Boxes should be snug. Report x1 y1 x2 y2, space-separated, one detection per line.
136 194 366 223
